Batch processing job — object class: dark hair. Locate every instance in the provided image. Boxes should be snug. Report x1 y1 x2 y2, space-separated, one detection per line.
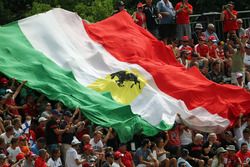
12 118 20 126
141 139 150 147
241 142 248 148
37 137 45 144
181 148 189 157
5 125 13 132
11 137 18 144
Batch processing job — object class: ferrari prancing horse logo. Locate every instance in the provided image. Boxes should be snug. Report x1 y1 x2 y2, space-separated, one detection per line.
88 69 146 105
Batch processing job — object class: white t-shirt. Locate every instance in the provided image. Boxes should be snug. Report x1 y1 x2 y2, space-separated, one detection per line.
112 161 120 167
244 54 250 66
7 146 21 162
14 128 23 137
180 129 193 146
47 157 63 167
0 133 13 145
89 138 103 151
65 147 81 167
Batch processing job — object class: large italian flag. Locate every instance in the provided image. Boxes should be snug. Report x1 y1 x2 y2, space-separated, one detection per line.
0 9 250 142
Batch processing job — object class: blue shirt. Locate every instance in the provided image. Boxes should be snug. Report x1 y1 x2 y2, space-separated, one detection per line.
31 144 39 155
157 0 175 24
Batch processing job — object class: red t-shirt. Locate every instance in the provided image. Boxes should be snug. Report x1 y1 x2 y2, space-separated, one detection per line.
175 2 193 24
35 156 47 167
23 103 38 117
225 153 240 167
223 10 238 33
5 98 19 116
236 151 250 164
179 45 193 60
167 125 181 146
135 12 146 28
216 48 225 59
195 44 209 58
208 44 217 58
119 150 133 167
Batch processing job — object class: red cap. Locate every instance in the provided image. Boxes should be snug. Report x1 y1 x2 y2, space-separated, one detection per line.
208 36 216 42
137 2 143 8
114 151 124 159
83 144 93 151
16 153 25 161
182 36 189 41
0 78 8 84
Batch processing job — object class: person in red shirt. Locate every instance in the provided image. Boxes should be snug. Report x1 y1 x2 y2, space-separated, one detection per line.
220 1 238 39
166 123 181 158
34 149 48 167
117 143 134 167
175 0 193 41
225 145 241 167
5 81 27 119
194 36 209 70
236 143 250 166
208 36 219 60
23 95 38 117
178 36 193 60
132 2 147 29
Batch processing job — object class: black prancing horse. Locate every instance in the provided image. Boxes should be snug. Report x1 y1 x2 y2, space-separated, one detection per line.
110 71 141 89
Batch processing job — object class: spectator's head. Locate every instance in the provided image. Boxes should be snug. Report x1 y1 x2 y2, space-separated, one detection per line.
63 111 72 122
237 19 243 28
5 125 14 137
137 2 143 11
51 147 61 159
83 144 94 155
16 152 25 162
236 72 244 85
245 43 250 55
243 128 250 139
241 143 248 153
0 153 7 164
141 138 151 148
12 118 21 129
55 102 62 111
212 61 220 72
38 117 47 126
195 23 203 32
156 137 165 147
10 137 19 147
37 137 46 149
208 36 217 44
226 145 236 155
180 148 189 159
82 134 90 144
227 1 235 10
194 133 203 144
216 147 227 157
208 133 217 143
45 102 52 112
18 135 27 147
118 143 127 153
178 162 187 167
198 36 206 45
105 152 114 164
0 137 5 148
114 151 123 161
207 24 215 33
71 137 81 149
26 151 36 161
145 0 152 6
0 77 8 87
181 36 189 45
117 1 125 11
224 131 234 141
38 149 48 160
93 130 103 143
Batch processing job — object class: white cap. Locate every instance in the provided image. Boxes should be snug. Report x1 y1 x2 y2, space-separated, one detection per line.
6 89 13 94
38 117 47 123
71 136 81 145
236 72 243 79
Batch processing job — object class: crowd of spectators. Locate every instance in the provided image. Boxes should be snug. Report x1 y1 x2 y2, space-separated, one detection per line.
1 77 250 167
0 0 250 167
131 0 250 90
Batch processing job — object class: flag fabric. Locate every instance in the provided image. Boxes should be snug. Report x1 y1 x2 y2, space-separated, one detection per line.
0 9 250 142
